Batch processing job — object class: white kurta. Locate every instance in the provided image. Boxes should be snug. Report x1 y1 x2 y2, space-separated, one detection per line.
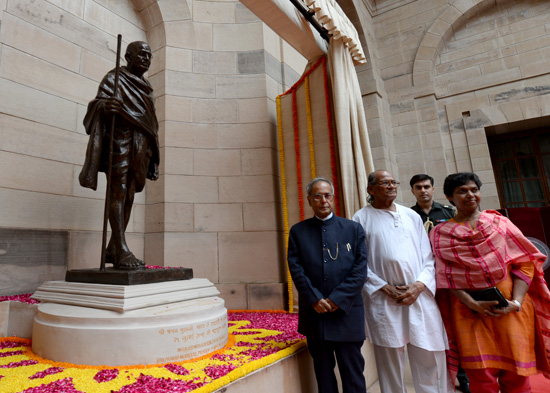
352 204 448 351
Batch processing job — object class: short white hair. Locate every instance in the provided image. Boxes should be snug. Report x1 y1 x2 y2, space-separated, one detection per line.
306 177 334 195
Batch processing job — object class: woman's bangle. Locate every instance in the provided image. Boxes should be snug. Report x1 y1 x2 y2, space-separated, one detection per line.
512 299 521 312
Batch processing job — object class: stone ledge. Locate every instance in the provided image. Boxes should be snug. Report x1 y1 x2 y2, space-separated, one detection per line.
0 301 38 339
32 278 219 312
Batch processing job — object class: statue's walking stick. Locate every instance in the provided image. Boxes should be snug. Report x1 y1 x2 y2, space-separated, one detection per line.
100 34 122 272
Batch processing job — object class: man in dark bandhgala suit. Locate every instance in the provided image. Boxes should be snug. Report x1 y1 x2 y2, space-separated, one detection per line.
287 177 368 393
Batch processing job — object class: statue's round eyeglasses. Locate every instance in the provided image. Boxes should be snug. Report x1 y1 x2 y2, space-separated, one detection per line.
311 193 334 201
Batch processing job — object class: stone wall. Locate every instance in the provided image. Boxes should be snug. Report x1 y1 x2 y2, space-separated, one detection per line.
0 0 149 292
5 0 547 306
349 0 550 208
0 0 307 309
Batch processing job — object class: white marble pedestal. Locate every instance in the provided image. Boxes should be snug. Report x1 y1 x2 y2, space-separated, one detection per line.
31 279 228 366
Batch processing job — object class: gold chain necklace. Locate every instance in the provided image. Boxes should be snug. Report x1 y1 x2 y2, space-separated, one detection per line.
324 243 339 260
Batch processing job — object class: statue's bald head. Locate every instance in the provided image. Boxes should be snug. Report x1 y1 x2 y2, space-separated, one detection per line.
124 41 152 77
126 41 150 56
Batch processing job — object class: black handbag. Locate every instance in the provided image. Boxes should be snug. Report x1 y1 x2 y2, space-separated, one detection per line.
468 287 508 308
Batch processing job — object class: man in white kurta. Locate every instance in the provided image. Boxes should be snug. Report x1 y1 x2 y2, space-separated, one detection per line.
352 170 450 393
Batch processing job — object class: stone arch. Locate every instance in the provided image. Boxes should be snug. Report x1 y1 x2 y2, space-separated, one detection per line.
346 0 395 171
412 0 497 88
407 0 550 209
133 0 193 52
441 92 550 207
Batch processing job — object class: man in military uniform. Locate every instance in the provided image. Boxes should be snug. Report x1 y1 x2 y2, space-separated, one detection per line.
409 173 470 393
410 174 455 234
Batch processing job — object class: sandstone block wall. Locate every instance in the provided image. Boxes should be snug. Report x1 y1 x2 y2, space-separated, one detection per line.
5 0 547 306
349 0 550 209
0 0 307 309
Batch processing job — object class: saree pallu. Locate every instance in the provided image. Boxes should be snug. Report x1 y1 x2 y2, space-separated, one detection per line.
430 210 550 382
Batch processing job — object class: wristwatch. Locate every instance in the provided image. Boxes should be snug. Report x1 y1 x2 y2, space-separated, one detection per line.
511 299 521 312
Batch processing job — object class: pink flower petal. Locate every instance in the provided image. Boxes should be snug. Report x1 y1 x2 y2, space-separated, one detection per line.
22 378 84 393
203 364 236 380
164 363 189 376
0 360 38 368
210 353 241 362
29 367 64 380
0 350 24 357
0 340 27 350
93 368 119 383
113 373 204 393
231 330 262 335
0 293 39 304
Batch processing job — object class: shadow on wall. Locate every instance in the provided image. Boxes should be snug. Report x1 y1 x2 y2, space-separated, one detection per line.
0 229 68 296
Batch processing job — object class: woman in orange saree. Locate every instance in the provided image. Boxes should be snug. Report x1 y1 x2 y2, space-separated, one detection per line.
430 172 550 393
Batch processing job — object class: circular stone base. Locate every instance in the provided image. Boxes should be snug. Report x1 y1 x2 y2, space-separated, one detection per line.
32 297 227 366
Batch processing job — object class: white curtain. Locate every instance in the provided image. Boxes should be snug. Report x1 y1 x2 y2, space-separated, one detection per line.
328 39 373 218
306 0 373 218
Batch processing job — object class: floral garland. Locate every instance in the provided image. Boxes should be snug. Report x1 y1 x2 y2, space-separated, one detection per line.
305 76 316 180
291 89 305 222
276 97 294 312
0 311 305 393
276 55 341 311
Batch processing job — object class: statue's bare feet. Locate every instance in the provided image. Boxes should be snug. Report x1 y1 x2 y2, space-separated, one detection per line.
105 244 116 265
113 251 145 270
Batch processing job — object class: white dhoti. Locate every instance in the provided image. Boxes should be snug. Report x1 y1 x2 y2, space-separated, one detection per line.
373 344 452 393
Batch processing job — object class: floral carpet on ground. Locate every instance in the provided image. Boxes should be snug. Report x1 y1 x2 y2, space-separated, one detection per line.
0 310 306 393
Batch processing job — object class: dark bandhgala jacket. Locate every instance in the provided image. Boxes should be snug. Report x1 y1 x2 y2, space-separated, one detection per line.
287 215 368 342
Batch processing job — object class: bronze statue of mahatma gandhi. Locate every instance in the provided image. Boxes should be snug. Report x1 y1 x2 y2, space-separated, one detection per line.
79 41 159 271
